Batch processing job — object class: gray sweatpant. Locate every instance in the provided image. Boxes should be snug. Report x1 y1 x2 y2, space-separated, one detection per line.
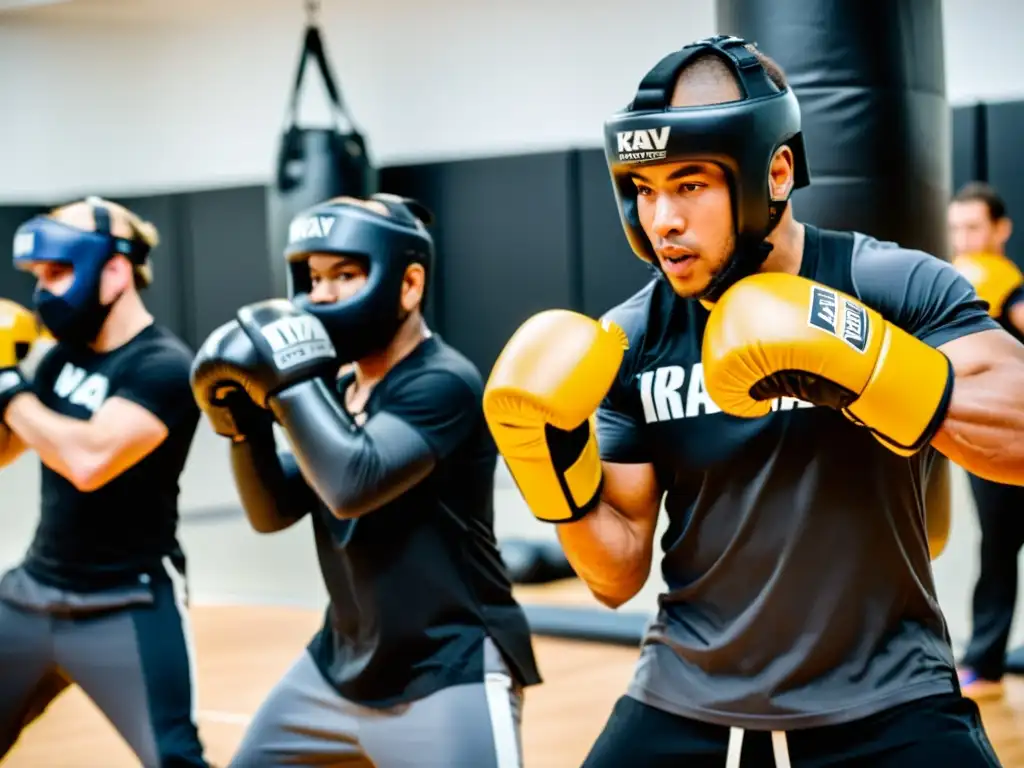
230 639 524 768
0 563 207 767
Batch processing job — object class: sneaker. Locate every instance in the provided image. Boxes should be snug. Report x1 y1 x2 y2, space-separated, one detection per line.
958 667 1005 700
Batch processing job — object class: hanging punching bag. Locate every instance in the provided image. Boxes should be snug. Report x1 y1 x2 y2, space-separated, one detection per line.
266 19 377 296
716 0 949 259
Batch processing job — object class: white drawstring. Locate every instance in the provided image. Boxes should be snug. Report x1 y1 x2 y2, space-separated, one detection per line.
725 727 792 768
725 727 745 768
771 732 792 768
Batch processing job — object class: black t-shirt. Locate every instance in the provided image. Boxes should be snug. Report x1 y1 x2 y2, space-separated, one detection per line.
305 335 542 707
24 324 200 591
598 226 1000 730
999 285 1024 344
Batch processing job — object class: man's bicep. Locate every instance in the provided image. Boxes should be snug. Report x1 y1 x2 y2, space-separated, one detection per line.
601 460 661 528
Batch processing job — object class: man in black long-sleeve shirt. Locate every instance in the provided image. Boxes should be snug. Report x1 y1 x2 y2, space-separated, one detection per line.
190 194 541 767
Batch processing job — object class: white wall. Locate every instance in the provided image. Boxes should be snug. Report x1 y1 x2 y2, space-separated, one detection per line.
0 0 718 202
5 0 1022 204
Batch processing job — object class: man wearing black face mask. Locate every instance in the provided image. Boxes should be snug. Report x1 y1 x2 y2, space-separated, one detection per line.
0 198 207 767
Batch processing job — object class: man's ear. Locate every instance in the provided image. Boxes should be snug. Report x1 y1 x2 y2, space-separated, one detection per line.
769 145 795 202
996 217 1014 249
401 264 426 312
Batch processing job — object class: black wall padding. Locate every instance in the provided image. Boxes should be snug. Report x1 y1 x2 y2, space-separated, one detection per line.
576 149 659 318
952 104 986 194
523 605 648 647
717 0 950 259
120 195 189 343
382 152 577 376
181 186 274 350
0 206 46 306
983 100 1024 268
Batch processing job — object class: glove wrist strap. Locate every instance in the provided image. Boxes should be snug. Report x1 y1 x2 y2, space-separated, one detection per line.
544 421 604 523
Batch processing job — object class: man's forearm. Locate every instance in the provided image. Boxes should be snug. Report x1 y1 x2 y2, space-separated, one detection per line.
932 362 1024 485
4 392 103 485
556 501 653 608
230 436 313 534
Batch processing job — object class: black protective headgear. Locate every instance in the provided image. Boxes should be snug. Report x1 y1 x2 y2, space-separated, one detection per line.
604 35 811 301
284 193 434 364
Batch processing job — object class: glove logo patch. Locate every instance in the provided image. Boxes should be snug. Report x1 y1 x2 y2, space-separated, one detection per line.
258 315 336 371
808 286 870 353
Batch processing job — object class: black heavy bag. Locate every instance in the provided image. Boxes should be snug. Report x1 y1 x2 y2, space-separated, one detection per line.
266 23 377 296
716 0 949 259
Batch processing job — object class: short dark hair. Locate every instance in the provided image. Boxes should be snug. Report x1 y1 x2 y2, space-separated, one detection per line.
952 181 1008 222
675 43 789 97
748 45 788 91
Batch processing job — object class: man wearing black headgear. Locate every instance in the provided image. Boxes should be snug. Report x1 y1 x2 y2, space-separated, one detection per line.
0 198 206 766
190 194 541 767
484 36 1024 765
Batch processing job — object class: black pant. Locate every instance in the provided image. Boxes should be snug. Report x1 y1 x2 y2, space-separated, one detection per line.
582 693 1002 767
0 566 207 767
962 474 1024 680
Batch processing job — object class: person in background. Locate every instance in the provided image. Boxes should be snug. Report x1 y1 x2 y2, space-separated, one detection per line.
0 197 207 766
948 180 1024 699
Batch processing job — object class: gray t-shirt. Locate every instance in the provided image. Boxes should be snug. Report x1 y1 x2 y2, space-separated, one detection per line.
597 225 999 730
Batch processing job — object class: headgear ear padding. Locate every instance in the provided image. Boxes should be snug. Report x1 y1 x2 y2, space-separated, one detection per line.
717 0 949 258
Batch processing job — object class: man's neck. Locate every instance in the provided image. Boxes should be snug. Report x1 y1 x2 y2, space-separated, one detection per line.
351 315 430 390
760 213 806 276
91 292 153 353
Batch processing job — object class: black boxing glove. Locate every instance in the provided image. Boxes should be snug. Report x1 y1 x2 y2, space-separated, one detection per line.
191 319 282 440
233 299 339 405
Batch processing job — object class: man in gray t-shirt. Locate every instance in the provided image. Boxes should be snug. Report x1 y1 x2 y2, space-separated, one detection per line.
484 36 1024 767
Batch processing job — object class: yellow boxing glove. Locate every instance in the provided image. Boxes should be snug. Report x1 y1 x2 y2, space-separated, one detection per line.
0 299 43 368
702 273 953 457
952 252 1023 318
483 310 628 523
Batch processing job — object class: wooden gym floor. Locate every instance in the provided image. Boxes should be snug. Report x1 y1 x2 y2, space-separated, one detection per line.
5 581 1024 768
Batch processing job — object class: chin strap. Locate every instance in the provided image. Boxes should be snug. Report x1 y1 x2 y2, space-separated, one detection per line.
695 197 791 304
697 238 776 304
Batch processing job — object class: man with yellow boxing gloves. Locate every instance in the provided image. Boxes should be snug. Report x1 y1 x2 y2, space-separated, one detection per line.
947 181 1024 701
486 37 1024 766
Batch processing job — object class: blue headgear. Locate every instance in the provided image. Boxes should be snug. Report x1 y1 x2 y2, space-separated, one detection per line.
12 198 152 346
603 35 811 301
283 194 434 364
